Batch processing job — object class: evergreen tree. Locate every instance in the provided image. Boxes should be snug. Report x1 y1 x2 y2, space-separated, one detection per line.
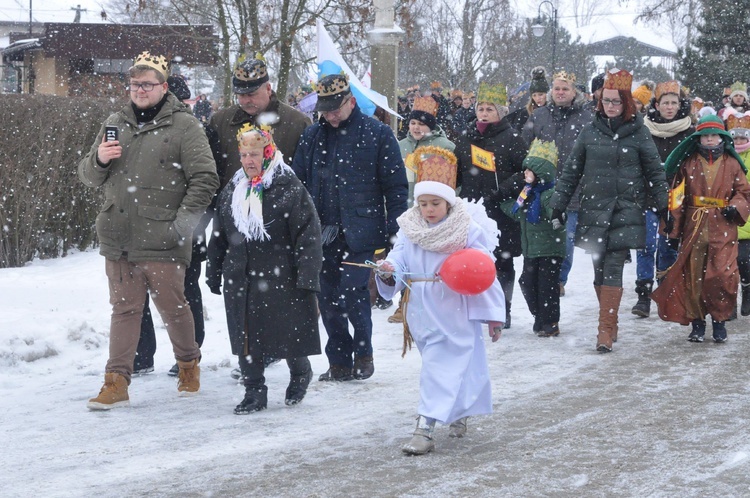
677 0 750 102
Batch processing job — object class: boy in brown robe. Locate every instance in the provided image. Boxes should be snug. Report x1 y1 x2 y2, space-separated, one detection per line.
652 114 750 342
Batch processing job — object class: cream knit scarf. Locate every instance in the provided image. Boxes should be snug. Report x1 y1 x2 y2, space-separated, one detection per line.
644 116 692 138
397 199 471 253
230 150 290 241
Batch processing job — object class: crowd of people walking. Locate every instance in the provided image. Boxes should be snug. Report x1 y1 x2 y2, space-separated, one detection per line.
77 49 750 456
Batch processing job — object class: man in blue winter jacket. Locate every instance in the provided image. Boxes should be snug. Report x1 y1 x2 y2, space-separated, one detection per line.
291 74 408 381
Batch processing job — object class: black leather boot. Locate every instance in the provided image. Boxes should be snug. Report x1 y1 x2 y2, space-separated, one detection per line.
631 279 653 318
234 386 268 414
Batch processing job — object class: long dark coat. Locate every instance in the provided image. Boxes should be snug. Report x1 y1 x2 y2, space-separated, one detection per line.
456 118 528 258
206 167 323 358
549 113 669 253
652 153 750 323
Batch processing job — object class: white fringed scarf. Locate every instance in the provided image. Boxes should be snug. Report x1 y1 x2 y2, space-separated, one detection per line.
397 198 471 253
230 150 291 241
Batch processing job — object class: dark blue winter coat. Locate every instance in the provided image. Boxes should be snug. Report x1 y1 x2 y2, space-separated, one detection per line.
291 105 409 252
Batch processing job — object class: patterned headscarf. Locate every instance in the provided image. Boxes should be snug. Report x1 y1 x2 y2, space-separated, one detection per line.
231 124 284 241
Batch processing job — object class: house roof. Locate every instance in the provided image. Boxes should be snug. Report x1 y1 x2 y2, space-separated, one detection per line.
575 19 677 57
2 23 217 65
42 23 217 64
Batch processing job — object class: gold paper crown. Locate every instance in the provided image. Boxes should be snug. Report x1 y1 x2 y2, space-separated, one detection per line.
655 80 681 101
726 113 750 131
430 81 442 90
552 70 576 83
603 68 633 91
133 51 169 79
526 139 558 167
692 98 705 112
411 96 439 116
476 81 507 107
234 55 268 82
315 74 350 97
731 81 747 93
236 123 273 149
412 146 458 188
450 89 463 99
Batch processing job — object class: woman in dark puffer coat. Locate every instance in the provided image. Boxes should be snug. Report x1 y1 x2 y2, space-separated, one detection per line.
549 69 669 353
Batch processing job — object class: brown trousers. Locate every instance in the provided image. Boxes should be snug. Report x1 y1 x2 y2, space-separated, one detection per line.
105 258 200 381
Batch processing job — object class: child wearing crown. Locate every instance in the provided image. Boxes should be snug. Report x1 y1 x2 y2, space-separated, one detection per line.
376 147 506 456
500 139 566 337
652 114 750 342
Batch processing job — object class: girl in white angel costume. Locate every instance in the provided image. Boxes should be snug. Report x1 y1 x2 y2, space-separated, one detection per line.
377 153 506 456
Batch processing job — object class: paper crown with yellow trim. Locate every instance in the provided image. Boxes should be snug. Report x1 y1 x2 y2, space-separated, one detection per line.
412 146 459 205
430 81 443 91
411 96 439 116
236 123 274 150
552 70 576 83
476 81 508 107
313 73 352 112
655 80 681 101
410 146 458 188
314 73 350 97
726 110 750 138
603 68 633 92
526 139 558 167
450 89 463 99
233 54 269 94
133 51 170 79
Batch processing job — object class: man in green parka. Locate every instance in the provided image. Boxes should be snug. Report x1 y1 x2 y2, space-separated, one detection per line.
79 51 219 409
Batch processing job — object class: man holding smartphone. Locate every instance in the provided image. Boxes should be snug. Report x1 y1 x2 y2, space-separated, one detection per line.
78 51 218 410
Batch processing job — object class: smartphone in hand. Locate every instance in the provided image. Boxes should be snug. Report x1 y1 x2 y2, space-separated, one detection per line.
104 125 118 142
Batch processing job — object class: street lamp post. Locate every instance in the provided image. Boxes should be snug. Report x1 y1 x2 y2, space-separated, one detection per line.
531 1 558 72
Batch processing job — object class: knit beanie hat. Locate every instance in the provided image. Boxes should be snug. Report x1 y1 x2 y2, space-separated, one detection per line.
529 66 549 94
590 73 605 94
408 96 439 130
632 80 655 107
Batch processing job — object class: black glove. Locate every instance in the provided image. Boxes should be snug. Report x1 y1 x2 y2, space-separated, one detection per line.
722 205 740 223
668 238 680 252
551 209 566 230
658 208 674 236
209 285 221 295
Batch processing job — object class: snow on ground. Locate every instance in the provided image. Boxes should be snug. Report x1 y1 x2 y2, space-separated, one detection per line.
2 247 750 497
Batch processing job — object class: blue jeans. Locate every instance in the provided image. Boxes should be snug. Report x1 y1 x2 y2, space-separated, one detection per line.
319 235 375 369
635 210 658 281
559 210 578 285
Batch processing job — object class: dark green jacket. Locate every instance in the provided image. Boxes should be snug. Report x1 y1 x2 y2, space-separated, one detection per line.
501 157 566 258
549 113 669 253
78 94 219 265
207 93 311 188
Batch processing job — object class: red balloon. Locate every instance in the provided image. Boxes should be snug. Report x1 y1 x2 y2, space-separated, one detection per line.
438 248 496 295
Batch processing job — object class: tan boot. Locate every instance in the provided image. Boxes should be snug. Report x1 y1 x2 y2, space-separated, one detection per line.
402 415 435 455
177 358 200 396
597 286 623 352
87 372 130 410
388 302 404 323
